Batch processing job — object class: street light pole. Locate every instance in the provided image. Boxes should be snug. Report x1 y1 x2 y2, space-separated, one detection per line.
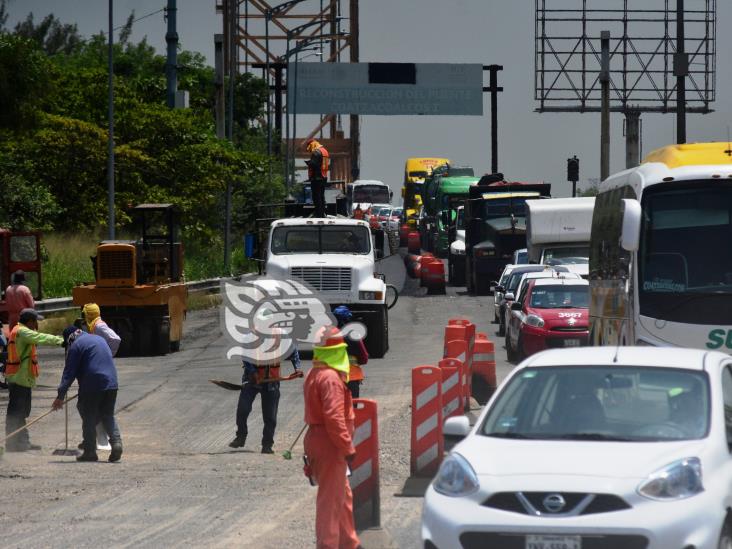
107 0 115 239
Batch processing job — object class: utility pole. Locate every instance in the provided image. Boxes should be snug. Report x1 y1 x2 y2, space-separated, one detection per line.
223 0 237 272
600 31 610 181
214 35 225 139
482 65 503 174
107 0 115 239
349 0 360 180
165 0 178 108
675 0 687 144
625 109 641 168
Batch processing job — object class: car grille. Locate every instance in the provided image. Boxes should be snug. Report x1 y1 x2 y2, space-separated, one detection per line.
459 532 647 549
483 492 630 517
552 326 588 332
289 267 351 291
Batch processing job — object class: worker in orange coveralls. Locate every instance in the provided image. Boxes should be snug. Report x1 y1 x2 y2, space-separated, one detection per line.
303 326 361 549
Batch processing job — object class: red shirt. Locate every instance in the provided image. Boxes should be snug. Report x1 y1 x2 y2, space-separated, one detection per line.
5 284 34 328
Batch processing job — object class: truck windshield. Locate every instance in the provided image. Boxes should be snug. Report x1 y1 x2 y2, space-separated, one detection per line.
482 197 529 218
409 171 428 179
544 246 590 265
271 226 371 255
354 186 390 204
638 181 732 324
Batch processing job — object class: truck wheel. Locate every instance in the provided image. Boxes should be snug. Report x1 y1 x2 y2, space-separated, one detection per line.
472 374 494 405
365 306 388 358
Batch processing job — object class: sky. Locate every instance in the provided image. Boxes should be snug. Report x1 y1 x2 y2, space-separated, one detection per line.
6 0 732 198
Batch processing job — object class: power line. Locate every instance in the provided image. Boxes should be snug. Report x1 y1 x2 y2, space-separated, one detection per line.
106 6 165 33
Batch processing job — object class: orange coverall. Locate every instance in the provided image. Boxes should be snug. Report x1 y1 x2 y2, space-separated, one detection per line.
303 366 360 549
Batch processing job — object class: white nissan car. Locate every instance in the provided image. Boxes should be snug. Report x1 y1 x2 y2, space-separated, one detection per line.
422 347 732 549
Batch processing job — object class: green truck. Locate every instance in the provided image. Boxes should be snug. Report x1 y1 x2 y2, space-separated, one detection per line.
420 165 475 256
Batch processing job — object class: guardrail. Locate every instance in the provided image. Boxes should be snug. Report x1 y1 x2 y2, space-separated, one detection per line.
34 277 224 316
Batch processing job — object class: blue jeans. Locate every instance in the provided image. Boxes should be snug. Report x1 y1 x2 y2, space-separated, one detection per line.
77 390 122 453
236 376 280 447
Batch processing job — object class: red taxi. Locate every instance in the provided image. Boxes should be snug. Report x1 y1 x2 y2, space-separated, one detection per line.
506 277 589 361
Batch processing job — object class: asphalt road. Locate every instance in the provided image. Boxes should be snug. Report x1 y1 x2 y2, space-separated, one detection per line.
0 264 515 548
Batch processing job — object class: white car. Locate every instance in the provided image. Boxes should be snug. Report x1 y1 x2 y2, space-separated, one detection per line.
422 346 732 549
492 264 517 322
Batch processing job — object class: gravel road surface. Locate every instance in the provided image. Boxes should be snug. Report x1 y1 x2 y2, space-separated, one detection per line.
0 267 515 548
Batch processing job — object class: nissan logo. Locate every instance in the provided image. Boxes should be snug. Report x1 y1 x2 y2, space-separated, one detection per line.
542 493 566 513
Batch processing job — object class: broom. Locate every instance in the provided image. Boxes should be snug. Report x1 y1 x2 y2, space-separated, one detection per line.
52 394 80 456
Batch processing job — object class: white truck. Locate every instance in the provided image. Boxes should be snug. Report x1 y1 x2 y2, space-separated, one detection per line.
264 217 390 357
346 180 392 215
526 197 595 278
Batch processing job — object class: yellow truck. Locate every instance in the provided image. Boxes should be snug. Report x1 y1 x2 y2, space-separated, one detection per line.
402 157 450 229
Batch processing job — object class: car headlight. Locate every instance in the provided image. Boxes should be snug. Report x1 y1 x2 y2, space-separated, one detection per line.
525 314 545 328
433 453 479 497
359 291 384 300
637 457 703 500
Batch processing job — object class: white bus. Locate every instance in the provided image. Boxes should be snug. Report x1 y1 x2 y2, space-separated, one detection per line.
589 142 732 351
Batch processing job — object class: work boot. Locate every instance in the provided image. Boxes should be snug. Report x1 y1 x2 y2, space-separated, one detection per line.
76 452 98 462
261 445 274 454
229 436 246 449
109 442 123 463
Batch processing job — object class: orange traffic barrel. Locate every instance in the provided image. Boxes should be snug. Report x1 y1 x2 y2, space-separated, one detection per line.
472 337 497 404
407 231 420 255
399 224 410 247
421 259 446 294
405 254 421 278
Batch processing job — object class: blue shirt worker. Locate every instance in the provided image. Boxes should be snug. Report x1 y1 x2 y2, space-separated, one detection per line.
229 346 302 454
52 328 123 463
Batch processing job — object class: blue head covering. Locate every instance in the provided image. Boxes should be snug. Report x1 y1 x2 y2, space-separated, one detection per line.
333 305 352 324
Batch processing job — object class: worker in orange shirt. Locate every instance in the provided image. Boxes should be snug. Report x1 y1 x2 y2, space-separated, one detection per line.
303 326 360 549
5 270 34 329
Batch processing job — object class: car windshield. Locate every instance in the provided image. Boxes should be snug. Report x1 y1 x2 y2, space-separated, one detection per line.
515 250 528 264
271 225 371 255
530 285 588 308
481 366 709 441
544 246 590 265
354 186 390 204
507 268 545 292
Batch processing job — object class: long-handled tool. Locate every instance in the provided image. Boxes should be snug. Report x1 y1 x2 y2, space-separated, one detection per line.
52 395 80 456
0 394 78 456
282 423 308 460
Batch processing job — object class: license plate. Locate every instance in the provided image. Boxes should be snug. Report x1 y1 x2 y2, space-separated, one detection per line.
563 339 581 347
526 535 581 549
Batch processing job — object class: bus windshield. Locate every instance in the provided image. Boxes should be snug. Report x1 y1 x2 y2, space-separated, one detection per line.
354 186 390 204
639 182 732 323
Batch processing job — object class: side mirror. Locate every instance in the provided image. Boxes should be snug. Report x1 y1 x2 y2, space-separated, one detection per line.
621 198 642 252
390 190 394 199
495 284 504 293
444 416 470 443
511 301 523 311
504 292 515 301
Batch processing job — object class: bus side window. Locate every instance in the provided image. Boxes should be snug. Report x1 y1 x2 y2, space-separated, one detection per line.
590 185 636 279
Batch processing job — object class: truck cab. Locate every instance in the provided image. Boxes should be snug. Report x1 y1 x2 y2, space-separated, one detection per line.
0 230 42 327
264 217 390 358
464 174 551 295
402 157 450 229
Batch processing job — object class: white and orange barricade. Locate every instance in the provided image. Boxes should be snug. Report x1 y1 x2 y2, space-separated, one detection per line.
410 365 444 477
438 358 463 419
472 337 496 390
351 398 380 529
448 319 476 406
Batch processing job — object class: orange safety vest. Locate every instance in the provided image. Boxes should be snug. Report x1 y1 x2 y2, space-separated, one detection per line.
6 325 39 378
308 146 330 179
349 356 364 382
252 362 281 384
353 208 364 220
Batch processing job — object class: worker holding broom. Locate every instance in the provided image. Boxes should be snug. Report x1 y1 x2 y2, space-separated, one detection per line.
303 326 360 549
5 308 64 452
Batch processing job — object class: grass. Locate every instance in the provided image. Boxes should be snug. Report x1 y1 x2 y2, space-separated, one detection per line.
42 234 97 298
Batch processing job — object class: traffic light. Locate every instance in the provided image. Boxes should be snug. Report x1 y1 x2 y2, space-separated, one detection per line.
567 156 579 182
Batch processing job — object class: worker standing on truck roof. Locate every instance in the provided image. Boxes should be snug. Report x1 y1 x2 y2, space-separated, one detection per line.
333 306 368 399
53 327 123 462
5 308 63 452
303 326 360 549
82 303 121 356
5 270 34 329
229 332 302 454
305 138 330 218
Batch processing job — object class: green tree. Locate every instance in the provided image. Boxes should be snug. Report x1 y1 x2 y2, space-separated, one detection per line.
0 172 59 230
13 11 82 55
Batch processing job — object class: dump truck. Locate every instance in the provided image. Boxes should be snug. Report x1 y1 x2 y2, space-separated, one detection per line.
420 164 474 253
72 204 187 356
464 174 551 294
402 157 450 229
262 217 392 358
526 197 595 278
